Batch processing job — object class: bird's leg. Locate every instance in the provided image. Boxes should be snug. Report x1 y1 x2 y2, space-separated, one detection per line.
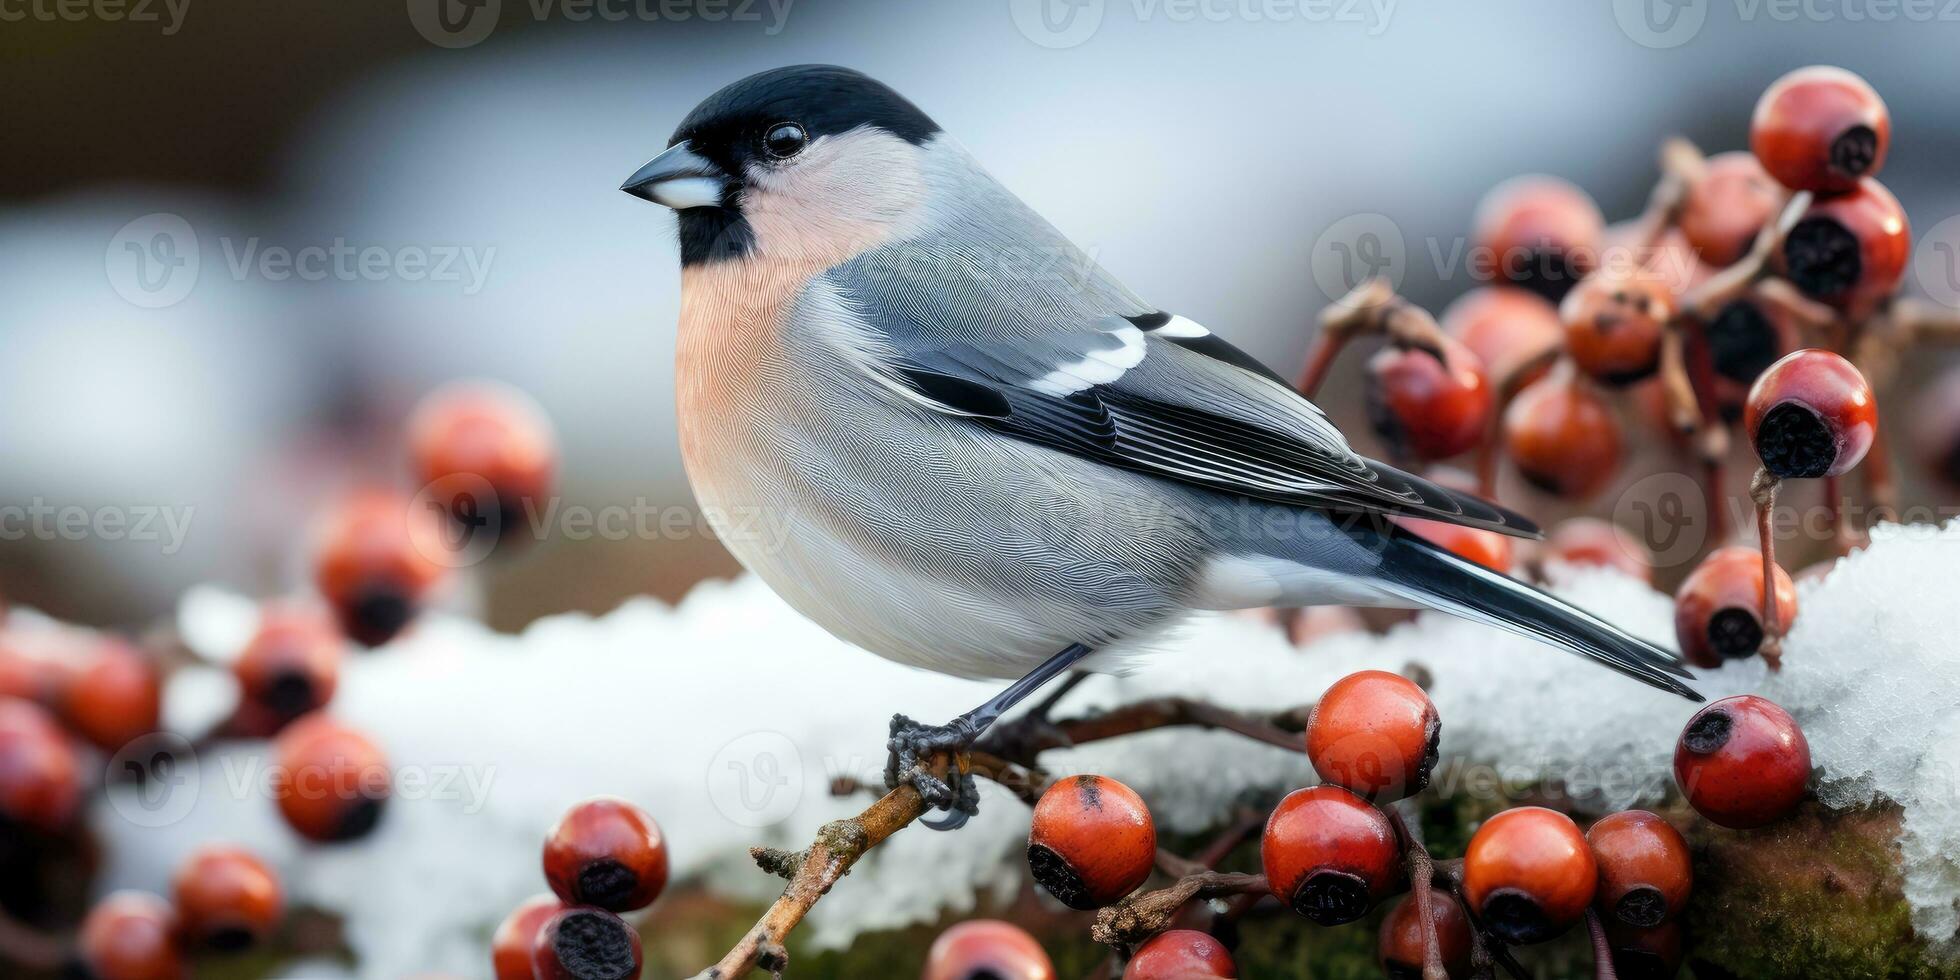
886 642 1095 830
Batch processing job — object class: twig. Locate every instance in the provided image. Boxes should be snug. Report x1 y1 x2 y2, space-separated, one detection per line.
1299 277 1449 400
1091 872 1269 949
695 783 930 979
984 696 1306 768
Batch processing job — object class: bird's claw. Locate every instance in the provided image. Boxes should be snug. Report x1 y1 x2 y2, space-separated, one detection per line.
885 713 981 829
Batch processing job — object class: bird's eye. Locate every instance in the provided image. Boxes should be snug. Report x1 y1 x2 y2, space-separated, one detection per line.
762 122 808 160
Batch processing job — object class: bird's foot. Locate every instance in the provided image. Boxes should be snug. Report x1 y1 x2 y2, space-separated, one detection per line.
885 713 981 830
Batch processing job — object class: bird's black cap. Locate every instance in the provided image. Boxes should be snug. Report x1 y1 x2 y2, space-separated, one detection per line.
669 64 940 151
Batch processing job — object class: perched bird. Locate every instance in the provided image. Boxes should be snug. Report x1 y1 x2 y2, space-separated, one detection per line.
622 65 1698 824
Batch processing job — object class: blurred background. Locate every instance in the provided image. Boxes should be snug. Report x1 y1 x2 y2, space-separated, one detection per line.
6 0 1958 629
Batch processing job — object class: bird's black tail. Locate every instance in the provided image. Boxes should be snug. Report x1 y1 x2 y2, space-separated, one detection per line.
1373 529 1703 701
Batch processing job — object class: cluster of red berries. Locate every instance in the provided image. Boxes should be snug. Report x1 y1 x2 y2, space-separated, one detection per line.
68 845 284 980
492 797 669 980
314 381 559 647
925 661 1818 979
0 378 562 974
1347 64 1914 599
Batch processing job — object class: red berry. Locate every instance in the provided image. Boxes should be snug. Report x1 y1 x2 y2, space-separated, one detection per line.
531 906 642 980
270 714 391 843
313 490 449 647
1699 293 1800 416
1397 468 1514 572
408 381 557 548
922 920 1055 980
1751 66 1890 193
1462 806 1597 945
1673 546 1798 668
543 797 670 913
1306 670 1439 802
1399 518 1514 573
1473 176 1605 302
1441 287 1563 390
62 636 161 753
1027 775 1156 910
1675 695 1810 829
77 891 184 980
1364 337 1491 461
1586 811 1692 928
1745 349 1877 479
171 845 284 951
1603 919 1684 980
233 605 342 733
493 896 565 980
1680 152 1784 268
0 697 80 832
1541 518 1651 585
1378 889 1474 979
1503 369 1623 499
1125 929 1237 979
1261 785 1400 925
1776 178 1910 319
1911 367 1960 492
1560 271 1673 385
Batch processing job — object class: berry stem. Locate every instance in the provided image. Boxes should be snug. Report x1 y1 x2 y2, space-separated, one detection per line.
1586 909 1621 980
1751 467 1785 670
1296 331 1349 401
1387 806 1449 980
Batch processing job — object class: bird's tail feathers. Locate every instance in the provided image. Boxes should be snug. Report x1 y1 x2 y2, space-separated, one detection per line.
1372 530 1702 701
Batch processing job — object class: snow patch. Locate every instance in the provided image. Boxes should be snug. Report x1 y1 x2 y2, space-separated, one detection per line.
82 522 1960 975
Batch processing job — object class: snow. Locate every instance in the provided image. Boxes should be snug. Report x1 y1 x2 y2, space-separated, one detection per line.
79 521 1960 975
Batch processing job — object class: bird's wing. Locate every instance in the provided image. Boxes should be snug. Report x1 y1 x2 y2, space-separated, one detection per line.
821 238 1538 537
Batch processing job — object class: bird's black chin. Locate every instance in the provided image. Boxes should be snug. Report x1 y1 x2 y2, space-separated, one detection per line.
677 208 755 267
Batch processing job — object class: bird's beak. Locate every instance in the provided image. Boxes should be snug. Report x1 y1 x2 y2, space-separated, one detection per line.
619 141 731 209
